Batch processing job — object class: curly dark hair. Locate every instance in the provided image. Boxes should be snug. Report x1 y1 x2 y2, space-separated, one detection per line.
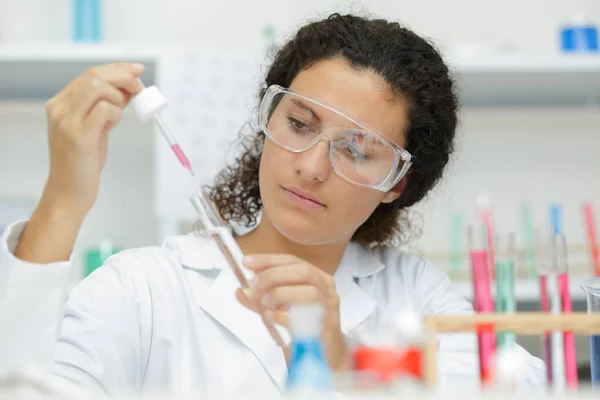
207 13 459 247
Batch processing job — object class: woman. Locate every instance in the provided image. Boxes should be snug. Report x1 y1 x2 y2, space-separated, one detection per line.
1 13 545 396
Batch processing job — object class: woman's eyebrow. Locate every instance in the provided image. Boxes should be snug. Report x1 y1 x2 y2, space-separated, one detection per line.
290 98 321 122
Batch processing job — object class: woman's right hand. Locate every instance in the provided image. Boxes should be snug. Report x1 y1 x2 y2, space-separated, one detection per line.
42 62 145 216
13 62 145 263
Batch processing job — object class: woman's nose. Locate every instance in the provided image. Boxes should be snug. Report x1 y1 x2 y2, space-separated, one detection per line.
294 139 331 183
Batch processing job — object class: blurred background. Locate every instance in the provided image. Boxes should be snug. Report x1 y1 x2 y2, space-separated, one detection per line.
0 0 599 364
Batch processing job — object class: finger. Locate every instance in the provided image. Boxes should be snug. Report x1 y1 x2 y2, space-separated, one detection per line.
263 310 289 327
251 264 333 297
236 289 289 348
236 288 255 311
262 285 324 310
236 288 276 313
242 254 298 271
87 62 145 94
119 88 135 105
273 310 289 326
262 311 289 348
83 100 123 136
56 62 143 109
74 64 143 110
71 78 127 120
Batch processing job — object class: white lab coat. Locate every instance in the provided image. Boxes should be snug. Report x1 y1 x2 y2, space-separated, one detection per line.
0 220 546 396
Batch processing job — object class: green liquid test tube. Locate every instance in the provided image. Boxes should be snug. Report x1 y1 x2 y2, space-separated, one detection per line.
495 233 517 349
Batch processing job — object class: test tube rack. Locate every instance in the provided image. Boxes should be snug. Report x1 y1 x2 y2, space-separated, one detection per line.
422 312 600 387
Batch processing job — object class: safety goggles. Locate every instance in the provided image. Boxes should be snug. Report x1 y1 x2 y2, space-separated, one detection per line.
258 85 412 192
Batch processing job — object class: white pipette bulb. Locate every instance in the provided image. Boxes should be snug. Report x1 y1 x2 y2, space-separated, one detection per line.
129 85 168 122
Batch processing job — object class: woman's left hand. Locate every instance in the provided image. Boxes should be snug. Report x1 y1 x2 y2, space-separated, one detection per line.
235 254 350 371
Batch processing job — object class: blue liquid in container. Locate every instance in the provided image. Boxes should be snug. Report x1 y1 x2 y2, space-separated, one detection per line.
287 337 332 392
561 25 598 52
591 335 600 387
73 0 102 42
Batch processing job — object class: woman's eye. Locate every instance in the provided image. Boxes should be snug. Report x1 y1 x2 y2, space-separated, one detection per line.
287 117 315 134
288 117 306 130
342 146 370 162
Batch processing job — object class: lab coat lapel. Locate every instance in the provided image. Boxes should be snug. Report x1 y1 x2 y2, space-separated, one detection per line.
198 254 288 390
335 242 380 335
177 235 288 391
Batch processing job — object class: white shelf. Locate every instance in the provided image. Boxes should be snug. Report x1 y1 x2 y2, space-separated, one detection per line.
0 43 158 61
448 54 600 107
1 44 600 106
0 44 158 101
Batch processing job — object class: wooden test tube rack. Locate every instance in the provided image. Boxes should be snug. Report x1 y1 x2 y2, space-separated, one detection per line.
422 312 600 387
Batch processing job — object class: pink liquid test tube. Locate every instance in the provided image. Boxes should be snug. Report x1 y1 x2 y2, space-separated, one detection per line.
468 224 495 387
554 234 578 389
583 203 600 277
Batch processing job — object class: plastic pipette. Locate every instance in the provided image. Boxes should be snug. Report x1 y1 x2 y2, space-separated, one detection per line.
155 114 195 175
129 82 195 176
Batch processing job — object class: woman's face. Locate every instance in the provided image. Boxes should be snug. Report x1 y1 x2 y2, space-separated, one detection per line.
259 57 409 246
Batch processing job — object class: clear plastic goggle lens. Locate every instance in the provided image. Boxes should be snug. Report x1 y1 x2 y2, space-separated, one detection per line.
263 91 405 188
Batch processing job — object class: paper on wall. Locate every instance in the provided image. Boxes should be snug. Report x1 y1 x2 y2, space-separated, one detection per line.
153 47 265 220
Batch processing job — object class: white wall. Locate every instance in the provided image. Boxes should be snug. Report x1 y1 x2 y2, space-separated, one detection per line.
410 109 600 269
1 0 599 53
2 105 599 277
1 0 600 277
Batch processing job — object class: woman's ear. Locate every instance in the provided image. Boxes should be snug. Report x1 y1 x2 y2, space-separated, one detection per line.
381 177 408 204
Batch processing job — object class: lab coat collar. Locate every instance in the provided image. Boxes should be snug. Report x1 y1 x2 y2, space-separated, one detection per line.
174 234 382 390
177 232 386 280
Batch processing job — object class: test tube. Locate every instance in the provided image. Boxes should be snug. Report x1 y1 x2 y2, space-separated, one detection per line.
494 233 516 349
468 224 495 386
554 234 578 389
583 203 600 277
548 270 567 392
537 229 553 384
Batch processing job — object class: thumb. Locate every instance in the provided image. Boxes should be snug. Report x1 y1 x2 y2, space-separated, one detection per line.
235 288 256 311
235 288 289 326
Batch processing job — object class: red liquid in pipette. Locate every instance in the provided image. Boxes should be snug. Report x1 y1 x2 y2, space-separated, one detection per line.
171 144 195 176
